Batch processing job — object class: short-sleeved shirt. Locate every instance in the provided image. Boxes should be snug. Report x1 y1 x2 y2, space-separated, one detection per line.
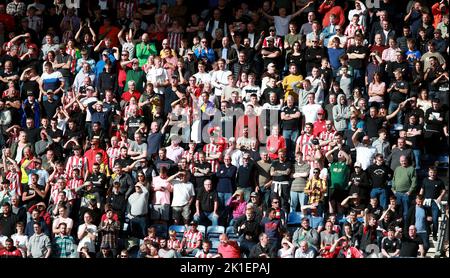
270 160 292 182
196 187 218 213
281 105 300 130
400 235 423 257
390 80 409 104
381 237 401 253
329 162 349 190
421 178 445 200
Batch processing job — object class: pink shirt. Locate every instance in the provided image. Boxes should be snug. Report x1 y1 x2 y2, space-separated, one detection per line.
226 198 247 220
369 82 386 103
151 176 173 205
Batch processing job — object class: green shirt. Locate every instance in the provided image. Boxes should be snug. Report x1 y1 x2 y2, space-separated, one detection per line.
124 69 146 92
135 42 157 67
392 166 417 194
329 161 349 190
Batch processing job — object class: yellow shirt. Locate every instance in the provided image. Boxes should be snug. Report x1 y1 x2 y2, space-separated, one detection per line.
282 74 303 100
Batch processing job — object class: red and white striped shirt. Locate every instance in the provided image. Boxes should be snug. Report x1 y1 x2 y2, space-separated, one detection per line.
168 238 181 250
319 130 336 153
118 0 138 18
67 178 84 197
182 230 203 249
203 143 221 172
6 171 21 197
65 155 88 177
296 133 315 161
107 146 121 169
168 32 183 51
50 189 75 205
344 23 365 48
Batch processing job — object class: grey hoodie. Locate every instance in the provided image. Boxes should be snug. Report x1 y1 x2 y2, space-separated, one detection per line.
332 94 350 132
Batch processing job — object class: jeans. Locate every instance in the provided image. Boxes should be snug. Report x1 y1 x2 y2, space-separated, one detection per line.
282 129 299 160
395 192 410 221
259 185 271 210
217 192 232 213
425 201 441 237
194 211 219 226
388 102 402 124
412 149 421 170
417 232 430 253
290 191 307 212
353 68 364 88
129 215 148 239
370 188 389 209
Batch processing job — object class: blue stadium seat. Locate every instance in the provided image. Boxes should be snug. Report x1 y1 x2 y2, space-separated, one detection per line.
151 223 168 238
168 225 186 240
225 226 239 240
197 225 206 237
207 225 225 239
287 212 302 226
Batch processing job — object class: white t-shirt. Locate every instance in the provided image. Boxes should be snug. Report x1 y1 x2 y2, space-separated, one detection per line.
274 15 293 37
77 224 97 253
302 104 322 123
146 67 169 94
355 143 377 170
171 180 195 207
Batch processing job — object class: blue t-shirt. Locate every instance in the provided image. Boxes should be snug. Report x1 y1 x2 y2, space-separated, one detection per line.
415 206 426 233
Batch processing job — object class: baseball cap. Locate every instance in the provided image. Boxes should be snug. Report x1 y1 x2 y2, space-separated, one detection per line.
86 86 94 91
102 50 109 55
269 26 276 31
317 108 325 114
189 220 198 226
171 74 179 79
187 49 194 54
250 192 258 197
26 91 34 96
46 89 54 94
354 162 362 168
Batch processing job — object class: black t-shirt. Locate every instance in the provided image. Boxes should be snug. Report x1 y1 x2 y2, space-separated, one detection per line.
22 183 45 209
270 160 292 182
197 187 218 213
390 80 409 103
262 46 281 67
86 172 108 192
403 123 423 149
48 128 63 141
421 178 445 200
382 237 401 253
281 105 300 130
367 164 392 189
400 235 423 257
367 204 384 220
126 116 144 139
154 158 177 176
347 45 368 69
24 127 40 144
366 116 386 139
42 99 61 119
115 156 134 169
237 163 255 188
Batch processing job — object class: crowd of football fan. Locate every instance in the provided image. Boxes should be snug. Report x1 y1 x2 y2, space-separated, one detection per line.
0 0 448 258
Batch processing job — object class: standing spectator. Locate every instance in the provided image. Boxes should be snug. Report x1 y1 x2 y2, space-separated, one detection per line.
419 166 446 241
27 222 51 258
392 155 417 221
52 222 76 258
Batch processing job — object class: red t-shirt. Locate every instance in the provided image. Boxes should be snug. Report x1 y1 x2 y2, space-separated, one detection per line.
217 241 241 258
